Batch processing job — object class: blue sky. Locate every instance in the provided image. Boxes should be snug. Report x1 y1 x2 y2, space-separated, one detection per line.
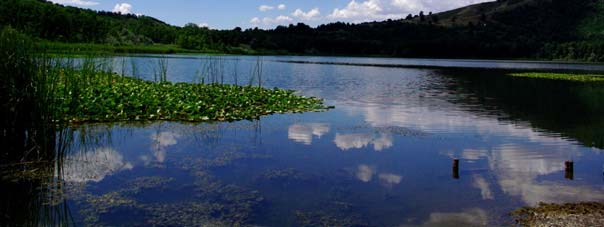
49 0 492 29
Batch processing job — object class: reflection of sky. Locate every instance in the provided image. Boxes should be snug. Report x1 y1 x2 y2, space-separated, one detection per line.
491 144 604 205
147 131 181 163
62 147 133 183
287 123 329 145
334 133 393 151
342 103 573 146
356 164 402 186
472 175 494 200
356 164 375 182
456 144 604 205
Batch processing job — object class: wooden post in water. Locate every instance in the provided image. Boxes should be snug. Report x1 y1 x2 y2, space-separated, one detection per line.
565 161 574 180
452 159 460 179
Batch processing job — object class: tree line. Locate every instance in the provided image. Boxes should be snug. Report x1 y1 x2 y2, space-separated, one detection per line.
1 0 602 61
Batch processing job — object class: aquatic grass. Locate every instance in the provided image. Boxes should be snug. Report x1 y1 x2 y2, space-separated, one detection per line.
53 71 332 123
508 72 604 82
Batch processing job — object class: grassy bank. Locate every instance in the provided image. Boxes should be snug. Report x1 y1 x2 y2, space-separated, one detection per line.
39 41 291 56
509 72 604 82
39 41 203 55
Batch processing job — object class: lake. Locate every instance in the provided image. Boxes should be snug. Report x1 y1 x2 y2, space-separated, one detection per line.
3 55 604 226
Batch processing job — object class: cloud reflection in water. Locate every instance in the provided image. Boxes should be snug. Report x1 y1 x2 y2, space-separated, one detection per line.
63 147 133 183
149 131 181 163
287 123 330 145
334 133 393 151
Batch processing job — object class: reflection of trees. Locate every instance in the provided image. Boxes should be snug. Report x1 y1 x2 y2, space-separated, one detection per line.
1 122 120 226
0 127 73 226
441 69 604 149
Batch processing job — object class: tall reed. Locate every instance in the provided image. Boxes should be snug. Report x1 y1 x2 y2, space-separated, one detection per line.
155 56 169 82
0 27 73 227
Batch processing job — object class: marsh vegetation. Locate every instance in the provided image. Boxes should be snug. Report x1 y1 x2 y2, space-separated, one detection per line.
509 72 604 82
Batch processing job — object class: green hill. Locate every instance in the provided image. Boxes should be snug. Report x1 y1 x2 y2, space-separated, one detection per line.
0 0 177 44
434 0 604 40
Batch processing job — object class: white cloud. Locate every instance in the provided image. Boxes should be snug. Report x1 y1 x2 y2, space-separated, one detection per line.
250 17 261 25
329 0 390 21
259 5 274 12
260 4 286 12
292 8 321 20
275 15 293 22
198 23 209 28
113 3 132 14
391 0 423 12
49 0 99 6
260 15 293 26
328 0 492 22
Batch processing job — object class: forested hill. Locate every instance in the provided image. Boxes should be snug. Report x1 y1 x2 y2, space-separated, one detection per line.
1 0 603 61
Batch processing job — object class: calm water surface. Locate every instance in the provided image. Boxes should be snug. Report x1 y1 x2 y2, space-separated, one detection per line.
8 56 604 226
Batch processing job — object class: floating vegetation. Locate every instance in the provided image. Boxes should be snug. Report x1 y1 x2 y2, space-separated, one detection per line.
257 168 310 181
121 176 175 194
508 72 604 82
69 171 264 226
254 168 315 188
143 202 249 227
511 202 604 227
375 126 428 137
52 71 332 123
73 191 139 225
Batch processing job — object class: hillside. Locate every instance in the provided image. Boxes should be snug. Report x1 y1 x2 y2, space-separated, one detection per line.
0 0 602 61
435 0 604 40
0 0 177 45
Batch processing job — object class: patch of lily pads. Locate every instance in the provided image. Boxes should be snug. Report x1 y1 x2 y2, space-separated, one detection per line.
508 72 604 82
54 71 333 123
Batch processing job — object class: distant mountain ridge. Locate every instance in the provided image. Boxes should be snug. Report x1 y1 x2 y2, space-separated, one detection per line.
0 0 602 61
